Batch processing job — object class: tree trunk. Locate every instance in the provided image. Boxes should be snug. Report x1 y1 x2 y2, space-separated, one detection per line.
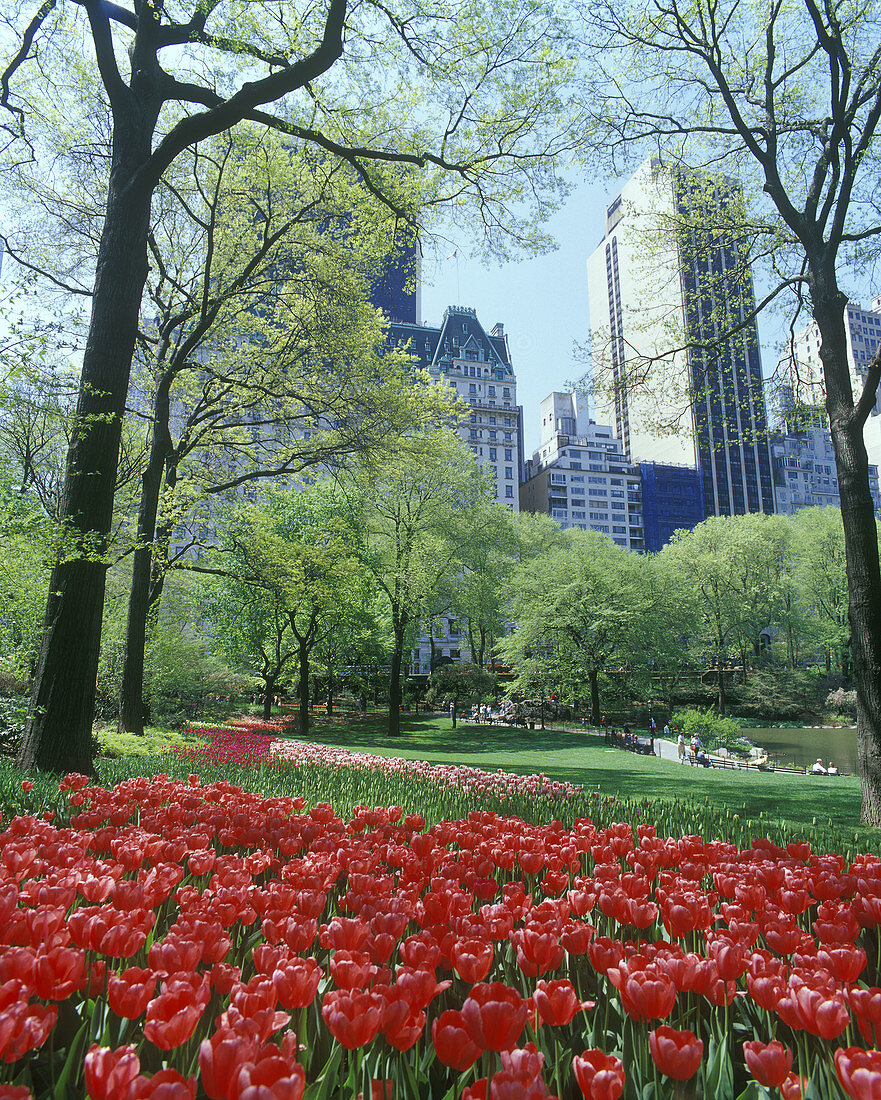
262 682 275 721
717 654 727 716
814 292 881 825
298 642 310 737
388 615 407 737
118 390 173 734
17 112 157 775
589 670 600 724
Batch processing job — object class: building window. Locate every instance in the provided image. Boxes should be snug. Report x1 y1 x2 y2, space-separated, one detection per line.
505 486 513 498
489 447 497 460
505 448 513 461
505 467 513 479
469 383 477 393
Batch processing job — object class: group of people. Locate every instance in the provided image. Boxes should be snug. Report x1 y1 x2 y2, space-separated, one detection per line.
677 732 712 768
811 757 840 776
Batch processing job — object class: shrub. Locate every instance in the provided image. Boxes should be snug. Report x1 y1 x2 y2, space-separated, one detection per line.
825 687 857 718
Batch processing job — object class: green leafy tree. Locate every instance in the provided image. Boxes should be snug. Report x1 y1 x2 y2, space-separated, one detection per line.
502 528 650 723
790 507 852 678
3 0 575 774
117 130 427 735
340 430 497 736
205 480 368 730
660 518 745 715
0 479 51 687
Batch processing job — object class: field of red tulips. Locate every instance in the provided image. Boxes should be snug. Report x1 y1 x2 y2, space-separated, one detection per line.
2 764 881 1100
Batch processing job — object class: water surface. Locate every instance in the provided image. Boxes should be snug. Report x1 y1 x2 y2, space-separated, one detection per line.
743 725 857 775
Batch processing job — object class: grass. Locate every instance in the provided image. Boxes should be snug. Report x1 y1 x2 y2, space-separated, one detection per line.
275 713 870 838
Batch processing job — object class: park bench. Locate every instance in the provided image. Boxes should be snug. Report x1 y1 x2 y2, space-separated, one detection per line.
605 728 656 756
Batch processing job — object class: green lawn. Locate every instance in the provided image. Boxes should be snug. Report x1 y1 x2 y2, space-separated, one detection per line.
280 714 869 837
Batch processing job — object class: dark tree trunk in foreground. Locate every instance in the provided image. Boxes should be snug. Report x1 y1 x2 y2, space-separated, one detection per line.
17 111 157 775
118 382 173 734
262 681 275 722
297 642 311 737
588 670 600 725
388 613 408 737
814 290 881 826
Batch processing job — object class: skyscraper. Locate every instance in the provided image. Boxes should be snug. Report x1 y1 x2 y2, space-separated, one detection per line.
587 157 775 518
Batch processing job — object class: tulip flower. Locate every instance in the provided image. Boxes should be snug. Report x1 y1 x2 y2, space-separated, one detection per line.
572 1050 625 1100
648 1026 703 1081
835 1047 881 1100
461 982 528 1052
84 1044 140 1100
432 1010 481 1071
742 1040 793 1089
321 990 382 1049
534 979 594 1027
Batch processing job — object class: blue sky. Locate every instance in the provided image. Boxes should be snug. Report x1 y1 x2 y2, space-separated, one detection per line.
420 180 609 457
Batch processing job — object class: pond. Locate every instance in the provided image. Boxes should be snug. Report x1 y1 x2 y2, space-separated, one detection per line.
742 725 858 775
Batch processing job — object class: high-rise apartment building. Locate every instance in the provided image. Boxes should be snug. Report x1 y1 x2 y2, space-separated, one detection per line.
387 306 521 510
387 306 521 674
520 392 645 551
587 157 775 519
768 396 881 516
789 297 881 467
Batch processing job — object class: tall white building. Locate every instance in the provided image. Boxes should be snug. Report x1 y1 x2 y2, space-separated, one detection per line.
789 298 881 467
586 157 775 519
520 392 645 551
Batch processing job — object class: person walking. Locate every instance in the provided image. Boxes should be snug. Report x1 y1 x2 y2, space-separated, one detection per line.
449 701 456 729
677 732 686 764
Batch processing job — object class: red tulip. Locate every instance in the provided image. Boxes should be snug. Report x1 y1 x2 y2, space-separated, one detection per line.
199 1030 260 1100
108 968 156 1020
743 1040 793 1088
835 1047 881 1100
272 958 322 1009
128 1069 197 1100
572 1050 625 1100
143 987 208 1051
461 982 528 1052
432 1010 481 1071
451 938 494 983
321 990 382 1049
534 979 593 1027
84 1044 140 1100
648 1027 703 1081
233 1054 305 1100
33 946 85 1000
619 970 677 1022
0 1001 57 1062
330 950 376 990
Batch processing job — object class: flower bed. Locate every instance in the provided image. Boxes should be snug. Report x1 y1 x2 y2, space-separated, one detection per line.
178 722 583 806
1 772 881 1098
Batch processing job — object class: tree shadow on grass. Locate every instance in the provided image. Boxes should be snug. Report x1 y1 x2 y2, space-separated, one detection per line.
283 715 591 758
